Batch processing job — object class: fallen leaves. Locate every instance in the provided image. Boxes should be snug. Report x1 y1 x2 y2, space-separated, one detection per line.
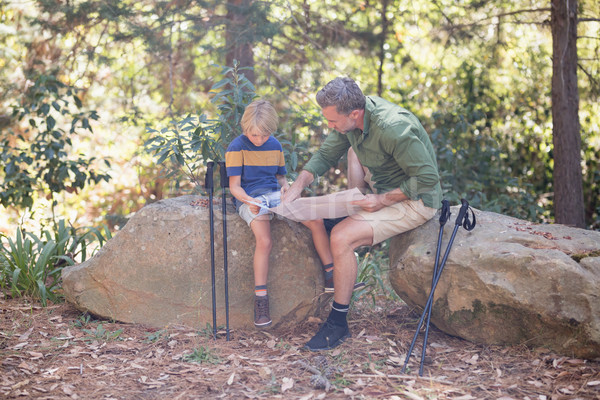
1 296 599 400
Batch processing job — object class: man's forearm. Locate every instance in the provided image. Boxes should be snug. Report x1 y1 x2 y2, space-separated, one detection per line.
379 188 409 206
282 169 314 202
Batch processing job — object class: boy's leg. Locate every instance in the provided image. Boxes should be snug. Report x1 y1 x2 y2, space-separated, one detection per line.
249 216 273 328
301 219 333 266
250 216 272 287
301 219 366 293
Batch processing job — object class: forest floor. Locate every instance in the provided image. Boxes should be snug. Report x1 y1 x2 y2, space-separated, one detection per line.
1 292 599 400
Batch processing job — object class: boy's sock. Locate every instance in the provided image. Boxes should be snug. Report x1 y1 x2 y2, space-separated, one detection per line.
322 263 334 281
327 301 349 327
255 285 268 297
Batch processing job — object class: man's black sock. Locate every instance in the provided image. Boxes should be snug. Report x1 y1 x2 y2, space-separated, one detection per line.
328 301 349 327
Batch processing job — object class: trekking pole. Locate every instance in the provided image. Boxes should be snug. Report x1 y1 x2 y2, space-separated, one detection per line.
219 161 230 341
205 161 217 340
419 200 453 375
401 200 451 374
402 199 476 375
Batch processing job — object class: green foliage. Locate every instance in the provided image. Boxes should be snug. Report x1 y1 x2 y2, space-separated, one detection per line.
72 313 94 328
183 346 222 364
430 107 544 221
354 242 399 304
144 62 256 191
210 62 258 146
2 1 599 231
0 228 66 306
0 220 112 306
82 323 123 342
1 74 111 211
144 329 167 343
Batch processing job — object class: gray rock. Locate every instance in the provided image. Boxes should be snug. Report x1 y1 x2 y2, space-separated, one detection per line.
62 195 329 329
389 208 600 358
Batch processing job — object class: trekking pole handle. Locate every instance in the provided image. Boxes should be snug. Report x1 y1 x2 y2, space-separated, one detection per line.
455 198 470 226
205 161 214 190
439 199 451 226
218 161 228 188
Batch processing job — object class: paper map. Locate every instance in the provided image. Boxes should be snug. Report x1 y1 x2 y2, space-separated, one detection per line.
265 188 367 222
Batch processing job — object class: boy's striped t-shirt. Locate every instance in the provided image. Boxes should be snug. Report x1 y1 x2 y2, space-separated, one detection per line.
225 135 287 197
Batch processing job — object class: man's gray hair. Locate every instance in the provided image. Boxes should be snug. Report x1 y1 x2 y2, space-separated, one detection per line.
315 77 366 115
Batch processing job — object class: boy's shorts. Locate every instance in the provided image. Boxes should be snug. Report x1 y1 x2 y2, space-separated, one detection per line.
237 190 281 226
351 198 437 245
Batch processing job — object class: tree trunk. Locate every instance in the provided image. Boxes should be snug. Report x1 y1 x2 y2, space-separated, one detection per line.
377 0 389 97
551 0 585 228
226 0 255 84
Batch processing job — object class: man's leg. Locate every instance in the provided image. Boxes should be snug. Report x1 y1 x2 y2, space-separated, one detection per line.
329 217 373 304
304 216 373 351
347 147 369 192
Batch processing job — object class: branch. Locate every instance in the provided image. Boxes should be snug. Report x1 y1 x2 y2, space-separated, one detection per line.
578 62 600 89
579 18 600 23
439 7 551 33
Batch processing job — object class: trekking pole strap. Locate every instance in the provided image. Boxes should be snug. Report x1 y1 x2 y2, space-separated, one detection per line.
455 198 476 231
458 198 476 231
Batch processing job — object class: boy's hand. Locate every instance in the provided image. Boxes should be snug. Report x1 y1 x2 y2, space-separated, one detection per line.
249 202 261 215
243 197 263 215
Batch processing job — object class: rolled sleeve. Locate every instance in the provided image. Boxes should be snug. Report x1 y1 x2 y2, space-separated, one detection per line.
389 128 440 202
303 132 350 179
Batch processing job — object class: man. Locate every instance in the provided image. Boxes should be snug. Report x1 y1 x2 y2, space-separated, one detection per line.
282 77 442 351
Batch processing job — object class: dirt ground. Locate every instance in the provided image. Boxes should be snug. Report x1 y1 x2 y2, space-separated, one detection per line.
1 292 599 400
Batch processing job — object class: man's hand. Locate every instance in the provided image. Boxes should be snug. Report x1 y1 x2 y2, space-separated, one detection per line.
281 184 303 203
350 189 409 212
281 170 314 203
350 194 386 212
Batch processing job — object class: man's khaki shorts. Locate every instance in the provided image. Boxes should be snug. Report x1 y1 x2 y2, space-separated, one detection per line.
350 198 437 245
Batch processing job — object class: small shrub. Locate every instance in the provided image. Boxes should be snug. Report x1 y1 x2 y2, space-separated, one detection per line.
0 228 67 306
82 323 123 342
0 220 112 306
183 346 221 364
354 242 399 304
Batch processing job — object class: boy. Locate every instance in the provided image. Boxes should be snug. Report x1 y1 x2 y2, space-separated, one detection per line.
226 99 339 328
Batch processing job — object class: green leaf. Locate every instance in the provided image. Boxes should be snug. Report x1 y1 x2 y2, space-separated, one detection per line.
210 78 231 90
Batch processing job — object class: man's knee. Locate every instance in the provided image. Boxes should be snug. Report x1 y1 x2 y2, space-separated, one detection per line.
330 219 373 250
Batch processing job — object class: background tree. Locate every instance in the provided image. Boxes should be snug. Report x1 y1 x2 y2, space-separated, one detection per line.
1 0 599 233
551 0 585 227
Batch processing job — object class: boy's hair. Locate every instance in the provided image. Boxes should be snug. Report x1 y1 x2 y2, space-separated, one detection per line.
316 77 366 115
241 99 279 136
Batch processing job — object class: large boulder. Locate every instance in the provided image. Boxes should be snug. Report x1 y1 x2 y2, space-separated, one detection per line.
62 195 329 329
389 208 600 359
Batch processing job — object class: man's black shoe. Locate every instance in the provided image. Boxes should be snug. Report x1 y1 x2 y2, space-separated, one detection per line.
303 320 350 351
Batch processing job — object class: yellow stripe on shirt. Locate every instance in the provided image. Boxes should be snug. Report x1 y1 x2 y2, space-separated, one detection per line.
227 149 285 167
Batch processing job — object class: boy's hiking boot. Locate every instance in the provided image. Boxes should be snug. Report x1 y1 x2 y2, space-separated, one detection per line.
304 320 350 351
323 275 366 294
254 295 272 328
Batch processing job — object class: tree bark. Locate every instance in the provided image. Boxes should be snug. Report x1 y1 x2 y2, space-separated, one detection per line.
377 0 389 97
226 0 255 84
551 0 585 228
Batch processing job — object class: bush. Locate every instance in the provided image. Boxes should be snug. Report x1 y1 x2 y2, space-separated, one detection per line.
0 220 111 306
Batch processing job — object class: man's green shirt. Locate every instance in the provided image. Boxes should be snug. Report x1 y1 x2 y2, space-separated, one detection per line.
304 96 442 209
